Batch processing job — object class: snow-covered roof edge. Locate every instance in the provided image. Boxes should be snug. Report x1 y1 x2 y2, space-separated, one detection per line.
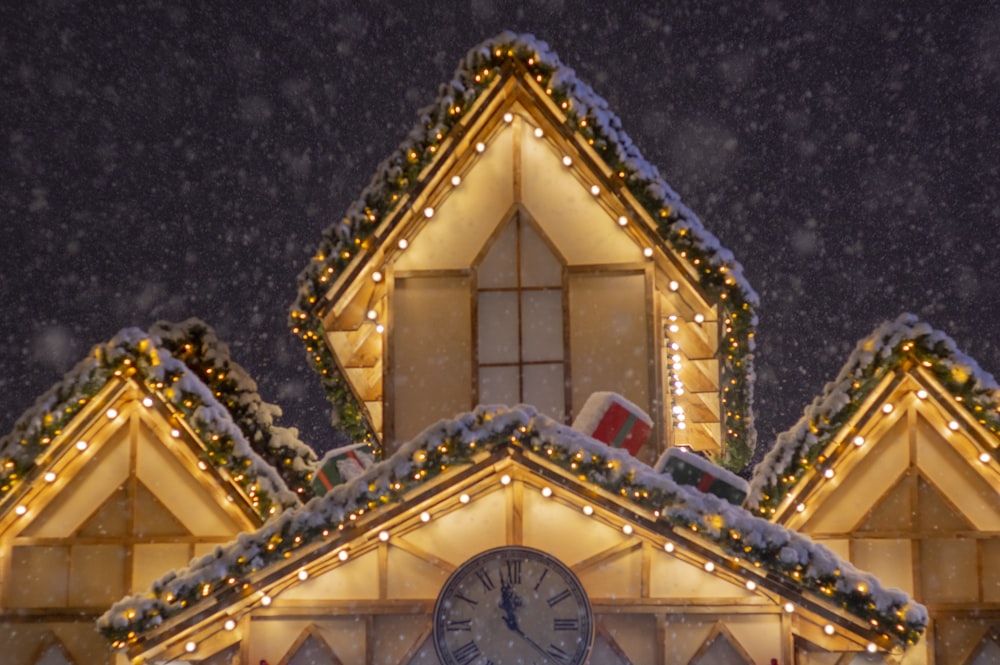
0 324 301 519
100 405 925 651
288 31 759 470
149 319 317 497
749 313 1000 511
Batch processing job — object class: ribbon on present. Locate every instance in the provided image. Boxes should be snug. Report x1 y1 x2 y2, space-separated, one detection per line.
572 392 652 457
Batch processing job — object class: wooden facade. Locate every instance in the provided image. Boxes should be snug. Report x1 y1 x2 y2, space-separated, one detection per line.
0 376 266 665
314 73 726 464
122 442 891 665
759 355 1000 665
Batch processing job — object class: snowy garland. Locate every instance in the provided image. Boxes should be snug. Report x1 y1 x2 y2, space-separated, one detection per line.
750 313 1000 512
150 320 318 498
99 405 925 650
0 327 299 519
289 31 759 470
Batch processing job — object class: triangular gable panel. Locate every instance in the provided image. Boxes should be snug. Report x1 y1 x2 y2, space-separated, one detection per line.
278 628 343 665
31 637 77 665
132 481 192 537
135 416 245 537
16 421 131 539
689 622 755 665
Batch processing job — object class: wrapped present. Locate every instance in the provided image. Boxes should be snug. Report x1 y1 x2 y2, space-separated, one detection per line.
572 392 652 456
655 447 749 506
311 443 374 496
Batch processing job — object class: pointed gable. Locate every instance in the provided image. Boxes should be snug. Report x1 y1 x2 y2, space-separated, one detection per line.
103 405 925 662
290 32 759 470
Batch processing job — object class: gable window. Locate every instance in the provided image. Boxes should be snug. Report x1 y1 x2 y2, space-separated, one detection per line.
475 211 566 421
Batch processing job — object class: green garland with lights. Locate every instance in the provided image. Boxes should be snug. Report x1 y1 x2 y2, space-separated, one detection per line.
752 315 1000 514
100 405 924 650
0 328 299 519
290 33 758 471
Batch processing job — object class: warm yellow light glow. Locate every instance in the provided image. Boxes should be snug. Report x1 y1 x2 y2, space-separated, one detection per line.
882 404 893 414
142 397 153 407
589 184 600 196
106 408 118 419
338 550 350 561
867 643 878 653
541 487 552 498
76 440 88 451
582 505 594 515
500 474 512 486
668 280 679 292
562 155 572 166
15 505 27 516
853 435 865 447
420 511 431 522
44 472 56 483
703 561 715 572
745 580 756 591
398 238 409 250
379 530 390 541
451 175 462 186
948 420 960 431
185 642 197 653
475 141 486 153
423 206 435 219
503 112 513 123
664 542 675 553
533 127 543 138
622 524 633 535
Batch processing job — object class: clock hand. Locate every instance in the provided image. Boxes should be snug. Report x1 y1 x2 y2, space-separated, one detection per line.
498 580 553 662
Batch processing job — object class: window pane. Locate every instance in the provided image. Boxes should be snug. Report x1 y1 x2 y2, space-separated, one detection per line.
479 366 519 406
523 363 565 421
478 221 517 288
478 291 519 363
521 290 563 361
520 221 562 287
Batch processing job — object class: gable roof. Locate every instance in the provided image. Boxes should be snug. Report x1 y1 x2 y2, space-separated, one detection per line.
288 31 759 469
0 321 306 521
100 405 926 654
749 313 1000 515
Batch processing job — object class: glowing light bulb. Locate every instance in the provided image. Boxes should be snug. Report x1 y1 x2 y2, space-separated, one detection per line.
866 643 877 653
338 550 350 561
541 487 552 498
297 569 309 581
824 624 835 635
398 238 409 250
375 324 385 334
745 580 756 591
503 112 513 123
372 271 383 282
366 309 377 320
224 619 236 631
459 493 470 504
664 542 675 553
622 524 633 535
142 397 153 407
533 127 543 138
15 505 27 516
76 440 88 451
824 468 835 479
796 503 806 513
423 206 435 219
185 642 197 653
694 313 705 324
582 505 594 516
643 247 654 258
979 452 991 463
617 215 628 226
420 511 431 522
475 142 486 153
589 185 600 196
668 280 679 292
379 530 390 541
44 472 56 483
783 602 794 613
948 420 959 431
106 408 118 419
916 389 928 399
500 474 512 486
853 435 865 447
260 594 272 606
882 404 893 414
562 155 572 166
451 175 462 186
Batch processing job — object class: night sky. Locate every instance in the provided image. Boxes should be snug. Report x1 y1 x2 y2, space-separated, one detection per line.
2 1 999 467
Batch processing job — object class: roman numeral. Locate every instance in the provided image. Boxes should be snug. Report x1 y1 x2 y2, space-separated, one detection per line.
504 559 522 585
533 567 549 591
452 640 480 665
454 592 477 606
553 618 579 631
547 643 571 662
475 568 495 591
447 619 472 632
547 589 571 607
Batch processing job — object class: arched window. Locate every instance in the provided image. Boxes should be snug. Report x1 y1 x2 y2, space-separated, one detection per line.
475 211 566 421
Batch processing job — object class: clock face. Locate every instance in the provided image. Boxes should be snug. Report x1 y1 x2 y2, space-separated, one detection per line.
432 546 594 665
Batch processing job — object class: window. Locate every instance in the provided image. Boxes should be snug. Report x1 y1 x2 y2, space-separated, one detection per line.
476 212 566 421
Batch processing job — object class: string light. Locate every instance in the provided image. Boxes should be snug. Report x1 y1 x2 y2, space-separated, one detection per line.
44 472 56 482
979 452 992 463
14 505 26 516
783 602 794 613
916 390 928 399
503 112 513 123
622 524 633 535
379 530 390 541
451 175 462 186
475 142 486 153
541 486 552 497
106 408 118 419
297 569 309 581
76 440 88 451
372 271 383 282
582 505 593 515
185 642 197 653
948 420 959 431
643 247 654 258
398 238 409 250
420 511 431 522
260 594 272 606
459 493 470 503
423 206 435 219
224 619 236 631
533 127 543 138
853 435 865 446
589 185 600 196
703 561 715 572
823 624 835 635
882 404 893 414
663 542 674 553
745 580 756 591
500 474 512 485
142 397 153 407
668 280 679 292
338 550 350 561
617 215 628 226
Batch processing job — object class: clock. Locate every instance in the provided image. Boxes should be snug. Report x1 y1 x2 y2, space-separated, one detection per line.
432 546 594 665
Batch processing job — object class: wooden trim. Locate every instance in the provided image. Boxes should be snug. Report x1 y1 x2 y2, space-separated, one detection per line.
383 268 396 448
394 623 433 665
513 108 522 202
640 541 651 599
389 537 456 574
571 539 642 576
686 620 755 665
594 620 634 664
508 476 523 545
643 261 660 459
365 614 376 665
28 631 79 665
391 268 473 280
378 541 389 600
961 626 1000 665
276 624 344 665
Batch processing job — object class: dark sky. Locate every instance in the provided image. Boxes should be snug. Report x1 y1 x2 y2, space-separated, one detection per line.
2 1 999 465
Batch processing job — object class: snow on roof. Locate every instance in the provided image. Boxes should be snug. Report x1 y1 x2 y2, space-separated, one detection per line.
749 313 1000 511
0 322 301 519
99 404 925 651
288 31 759 469
149 319 317 497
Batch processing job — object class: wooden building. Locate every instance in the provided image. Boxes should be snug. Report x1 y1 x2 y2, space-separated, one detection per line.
751 315 1000 665
0 322 310 665
99 34 927 665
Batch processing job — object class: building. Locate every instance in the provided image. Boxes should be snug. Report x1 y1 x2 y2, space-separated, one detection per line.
2 31 996 665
